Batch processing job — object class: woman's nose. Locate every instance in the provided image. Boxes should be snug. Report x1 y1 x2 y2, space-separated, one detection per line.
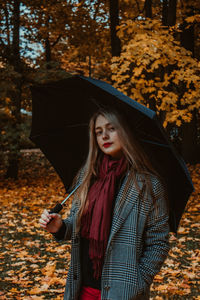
102 130 109 139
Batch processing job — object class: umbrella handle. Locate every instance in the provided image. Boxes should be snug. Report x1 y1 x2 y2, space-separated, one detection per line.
47 184 81 223
47 203 63 225
49 203 63 214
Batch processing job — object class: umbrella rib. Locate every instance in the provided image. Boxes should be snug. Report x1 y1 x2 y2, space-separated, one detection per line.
140 139 170 148
89 97 103 109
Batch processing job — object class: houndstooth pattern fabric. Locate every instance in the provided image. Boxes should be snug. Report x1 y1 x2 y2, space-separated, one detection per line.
55 171 170 300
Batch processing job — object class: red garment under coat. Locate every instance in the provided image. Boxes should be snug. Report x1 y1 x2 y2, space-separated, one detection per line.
79 286 101 300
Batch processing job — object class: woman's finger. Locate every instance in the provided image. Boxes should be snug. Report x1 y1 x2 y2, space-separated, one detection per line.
40 224 47 229
39 218 49 225
43 209 50 217
41 215 51 223
39 212 52 224
49 213 59 219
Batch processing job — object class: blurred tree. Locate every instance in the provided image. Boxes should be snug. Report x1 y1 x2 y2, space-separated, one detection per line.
0 0 22 179
179 1 199 162
109 0 121 57
162 0 177 26
111 19 200 156
59 1 111 80
0 0 73 178
1 0 200 177
144 0 152 18
111 0 200 162
21 0 71 65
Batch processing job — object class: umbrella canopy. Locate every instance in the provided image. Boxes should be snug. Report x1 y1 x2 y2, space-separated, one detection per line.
30 75 194 232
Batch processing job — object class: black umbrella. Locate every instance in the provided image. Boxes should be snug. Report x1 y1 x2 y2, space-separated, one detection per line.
30 75 194 232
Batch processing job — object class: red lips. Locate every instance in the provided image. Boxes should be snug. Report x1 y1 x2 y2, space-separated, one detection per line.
103 143 112 148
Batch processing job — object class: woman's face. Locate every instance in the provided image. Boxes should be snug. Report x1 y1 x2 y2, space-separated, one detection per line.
95 114 123 159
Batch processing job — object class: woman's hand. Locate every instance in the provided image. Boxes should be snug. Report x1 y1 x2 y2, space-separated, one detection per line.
39 209 63 233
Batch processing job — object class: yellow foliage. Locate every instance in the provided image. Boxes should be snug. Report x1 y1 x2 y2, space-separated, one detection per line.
111 19 200 127
134 66 143 76
185 14 200 23
1 151 199 298
5 97 11 104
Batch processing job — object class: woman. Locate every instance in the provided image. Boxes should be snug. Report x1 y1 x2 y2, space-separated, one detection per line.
39 108 170 300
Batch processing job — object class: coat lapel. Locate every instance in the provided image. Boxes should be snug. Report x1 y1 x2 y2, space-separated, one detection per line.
76 168 145 252
107 173 145 249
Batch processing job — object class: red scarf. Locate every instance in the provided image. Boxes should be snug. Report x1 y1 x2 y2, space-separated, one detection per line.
81 154 127 279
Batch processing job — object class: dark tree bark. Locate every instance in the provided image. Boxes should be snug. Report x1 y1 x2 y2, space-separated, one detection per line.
45 37 52 62
44 19 62 65
109 0 121 57
88 55 92 77
162 0 168 26
180 8 198 163
144 0 152 18
162 0 177 26
161 0 179 148
4 3 11 50
44 16 52 65
143 0 154 110
181 109 198 163
180 22 195 55
168 0 177 26
6 0 22 179
12 0 20 67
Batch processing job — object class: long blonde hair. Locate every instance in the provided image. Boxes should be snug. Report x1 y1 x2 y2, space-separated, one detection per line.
74 108 167 230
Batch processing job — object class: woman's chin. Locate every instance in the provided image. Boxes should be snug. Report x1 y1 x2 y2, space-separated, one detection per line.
102 148 123 159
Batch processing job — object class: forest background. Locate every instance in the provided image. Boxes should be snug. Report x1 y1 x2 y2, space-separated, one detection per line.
0 0 200 299
0 0 200 177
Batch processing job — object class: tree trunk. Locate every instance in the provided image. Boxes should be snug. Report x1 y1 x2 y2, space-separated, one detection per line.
144 0 152 18
180 8 198 163
162 0 177 26
5 3 11 50
88 55 92 77
12 0 20 67
181 109 198 163
6 0 21 179
162 0 168 26
45 37 52 62
161 0 178 148
180 23 195 55
109 0 121 57
45 16 52 64
168 0 177 26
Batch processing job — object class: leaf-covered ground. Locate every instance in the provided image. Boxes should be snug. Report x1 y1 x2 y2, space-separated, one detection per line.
0 150 199 299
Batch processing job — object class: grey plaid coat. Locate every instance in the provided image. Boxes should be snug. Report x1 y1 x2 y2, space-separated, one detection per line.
54 171 169 300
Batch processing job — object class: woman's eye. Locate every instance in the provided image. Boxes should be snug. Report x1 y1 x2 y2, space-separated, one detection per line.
96 131 102 136
109 127 115 131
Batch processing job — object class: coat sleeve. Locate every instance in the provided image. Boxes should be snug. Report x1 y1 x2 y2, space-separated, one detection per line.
52 167 84 242
138 178 170 285
52 206 75 242
52 168 85 242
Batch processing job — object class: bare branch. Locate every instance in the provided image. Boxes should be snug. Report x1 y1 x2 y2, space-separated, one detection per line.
51 34 62 48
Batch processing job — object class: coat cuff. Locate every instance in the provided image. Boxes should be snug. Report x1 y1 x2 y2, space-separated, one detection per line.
52 220 66 241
